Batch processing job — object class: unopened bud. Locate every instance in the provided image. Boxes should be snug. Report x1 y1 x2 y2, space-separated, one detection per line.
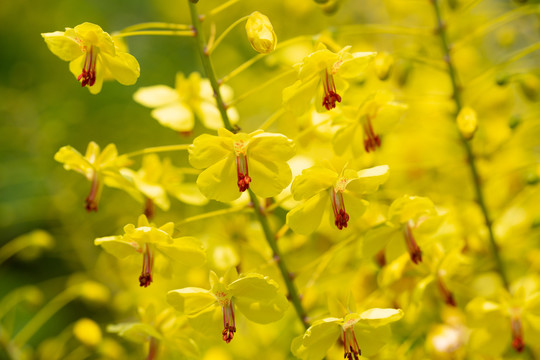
374 52 394 81
495 72 509 86
508 114 521 130
245 12 277 54
74 318 102 347
518 73 540 101
457 106 478 140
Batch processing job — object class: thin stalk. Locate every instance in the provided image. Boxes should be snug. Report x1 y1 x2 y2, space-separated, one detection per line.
13 287 79 347
227 68 296 107
220 35 314 84
119 22 191 33
208 0 241 18
338 24 432 37
431 0 509 288
114 30 195 38
248 190 309 330
175 206 249 226
207 16 250 55
188 1 234 130
124 144 190 158
259 108 286 131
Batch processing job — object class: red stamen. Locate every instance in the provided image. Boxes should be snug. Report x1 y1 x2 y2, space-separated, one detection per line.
403 220 422 264
437 276 457 307
236 154 251 192
362 116 381 152
322 70 341 111
139 244 154 287
85 172 99 212
78 46 97 88
331 188 349 230
511 316 525 352
343 328 361 360
221 301 236 343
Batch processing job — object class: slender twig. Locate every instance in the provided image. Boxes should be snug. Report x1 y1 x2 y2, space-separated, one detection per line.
188 1 234 131
207 0 241 18
119 22 191 33
114 30 195 38
124 144 190 158
175 206 249 227
431 0 509 289
207 16 250 55
248 190 310 330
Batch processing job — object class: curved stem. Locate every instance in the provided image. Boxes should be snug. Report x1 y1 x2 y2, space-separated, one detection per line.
207 16 250 55
119 22 191 33
114 30 195 38
431 0 509 289
259 108 286 131
124 144 190 158
227 68 296 107
220 35 314 84
208 0 241 18
188 1 234 131
175 206 249 226
338 24 432 37
248 190 310 330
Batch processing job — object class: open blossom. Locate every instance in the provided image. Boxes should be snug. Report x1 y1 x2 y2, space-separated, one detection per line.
332 91 407 155
94 215 205 287
292 308 403 360
42 22 140 94
287 164 389 234
133 72 239 132
189 128 295 202
167 268 288 343
54 141 141 211
283 44 376 115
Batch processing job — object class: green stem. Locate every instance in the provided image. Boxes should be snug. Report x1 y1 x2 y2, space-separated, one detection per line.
259 108 286 131
13 287 79 347
220 35 314 84
207 15 250 55
227 68 296 107
207 0 241 18
176 206 249 226
114 30 195 38
119 22 191 33
188 1 234 131
431 0 509 289
124 144 190 158
248 190 309 330
338 24 432 37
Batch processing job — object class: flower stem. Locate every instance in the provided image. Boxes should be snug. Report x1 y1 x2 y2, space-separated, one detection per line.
119 22 192 33
207 15 250 55
12 287 79 348
207 0 241 18
114 30 195 37
248 190 310 330
188 1 234 131
176 206 249 226
124 144 190 158
431 0 509 289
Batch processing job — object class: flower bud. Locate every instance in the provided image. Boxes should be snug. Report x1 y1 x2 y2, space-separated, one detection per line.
74 318 102 347
374 52 394 81
245 12 277 54
518 73 540 101
457 106 478 140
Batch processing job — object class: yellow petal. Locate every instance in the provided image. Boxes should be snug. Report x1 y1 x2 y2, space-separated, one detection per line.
189 133 231 169
133 85 179 108
151 103 194 132
196 156 239 202
42 31 83 61
100 52 140 86
287 191 329 235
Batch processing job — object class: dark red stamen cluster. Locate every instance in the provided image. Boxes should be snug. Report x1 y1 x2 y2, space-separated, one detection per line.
331 189 349 230
511 316 525 352
236 154 251 192
85 172 99 212
343 328 361 360
404 221 422 264
437 276 457 307
363 117 381 152
139 244 154 288
222 302 236 343
78 47 97 87
322 70 342 111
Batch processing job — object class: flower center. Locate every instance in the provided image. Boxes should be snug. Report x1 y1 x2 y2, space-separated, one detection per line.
511 315 525 352
78 46 98 87
85 171 100 212
139 243 154 287
220 299 236 343
342 327 361 360
331 188 349 230
322 69 341 111
236 153 251 192
403 220 422 264
362 115 381 152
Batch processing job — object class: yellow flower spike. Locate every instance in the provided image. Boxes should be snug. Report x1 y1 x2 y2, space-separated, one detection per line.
283 44 376 115
245 11 277 54
94 214 205 288
133 72 239 132
42 22 140 94
287 164 389 234
167 269 288 343
291 308 403 360
457 106 478 140
54 141 141 211
189 128 295 202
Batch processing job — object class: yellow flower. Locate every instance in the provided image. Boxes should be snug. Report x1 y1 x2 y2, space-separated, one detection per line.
133 72 238 132
42 22 140 94
245 12 277 54
283 44 376 115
